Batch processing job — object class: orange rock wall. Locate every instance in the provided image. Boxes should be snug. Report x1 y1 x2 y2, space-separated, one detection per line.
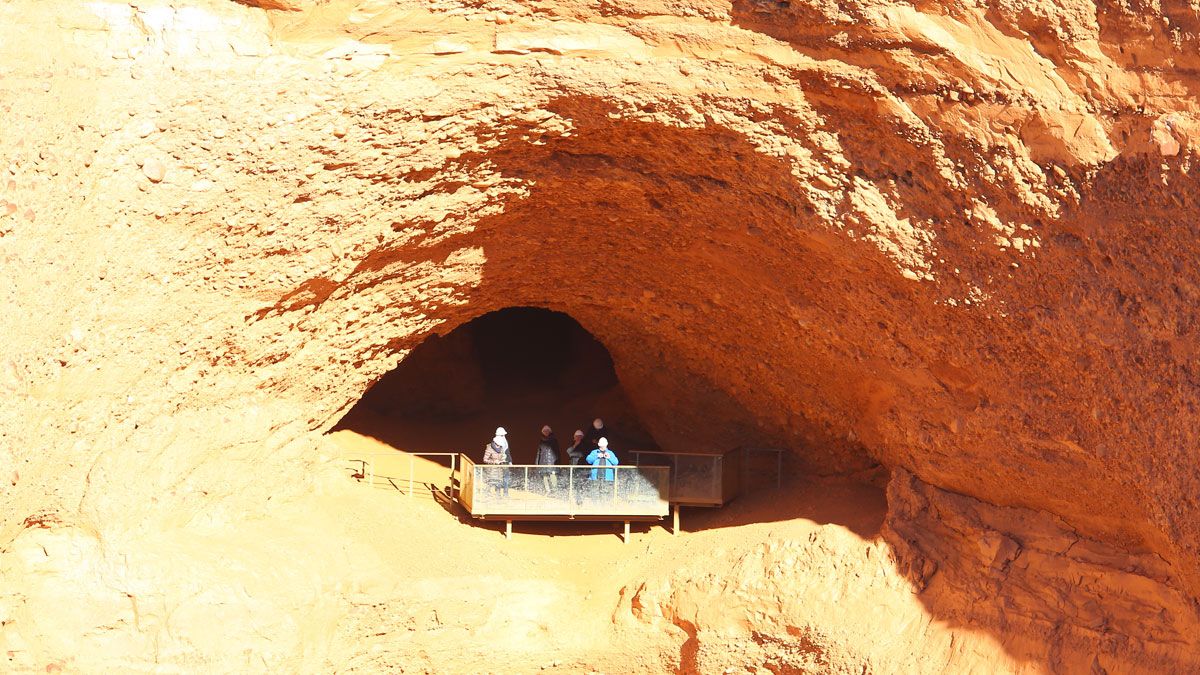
1 0 1198 671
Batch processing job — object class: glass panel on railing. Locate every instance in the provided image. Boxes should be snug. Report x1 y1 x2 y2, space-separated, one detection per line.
468 465 668 516
670 455 720 502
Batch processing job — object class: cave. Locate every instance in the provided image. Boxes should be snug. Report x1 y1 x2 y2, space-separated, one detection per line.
333 307 657 461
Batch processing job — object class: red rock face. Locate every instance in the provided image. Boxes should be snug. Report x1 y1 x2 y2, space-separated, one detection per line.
0 0 1197 671
887 470 1200 673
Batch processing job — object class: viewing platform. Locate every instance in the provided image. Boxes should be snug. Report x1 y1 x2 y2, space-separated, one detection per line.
457 455 669 537
341 446 782 541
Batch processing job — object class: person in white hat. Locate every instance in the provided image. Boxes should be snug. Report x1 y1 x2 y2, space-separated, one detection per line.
483 426 512 497
586 437 620 499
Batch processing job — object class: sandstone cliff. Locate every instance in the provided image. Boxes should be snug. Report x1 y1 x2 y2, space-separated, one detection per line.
1 0 1197 671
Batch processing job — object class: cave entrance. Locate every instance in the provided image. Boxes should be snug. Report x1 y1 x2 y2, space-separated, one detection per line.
331 307 657 463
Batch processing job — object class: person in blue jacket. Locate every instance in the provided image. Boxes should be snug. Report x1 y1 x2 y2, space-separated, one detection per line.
586 437 619 482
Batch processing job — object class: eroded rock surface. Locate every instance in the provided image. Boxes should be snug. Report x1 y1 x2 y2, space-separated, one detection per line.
1 0 1198 671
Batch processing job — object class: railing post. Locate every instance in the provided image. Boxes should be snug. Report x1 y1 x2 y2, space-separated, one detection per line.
712 456 720 502
567 465 574 516
669 457 677 502
524 466 529 494
612 464 619 503
450 454 457 500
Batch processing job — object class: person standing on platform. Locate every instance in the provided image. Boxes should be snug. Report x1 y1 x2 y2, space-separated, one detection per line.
582 418 610 452
535 425 560 494
566 430 587 465
566 429 588 505
586 437 619 501
483 426 512 497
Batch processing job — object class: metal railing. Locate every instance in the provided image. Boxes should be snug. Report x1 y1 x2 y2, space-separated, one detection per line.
341 450 459 498
739 446 784 490
461 460 670 518
630 449 736 506
631 447 784 505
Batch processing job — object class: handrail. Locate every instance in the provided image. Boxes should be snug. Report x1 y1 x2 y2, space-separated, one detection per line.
472 461 628 468
344 450 460 498
628 450 724 504
628 449 737 458
342 451 461 456
738 446 785 489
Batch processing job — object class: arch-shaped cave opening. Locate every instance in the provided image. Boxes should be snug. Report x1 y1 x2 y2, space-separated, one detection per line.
332 307 657 462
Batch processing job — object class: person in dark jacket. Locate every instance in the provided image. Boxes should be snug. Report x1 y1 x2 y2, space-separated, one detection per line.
565 429 588 504
536 425 559 461
535 425 560 493
566 430 587 465
582 418 609 452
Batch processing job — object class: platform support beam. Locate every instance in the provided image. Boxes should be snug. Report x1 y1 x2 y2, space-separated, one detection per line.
672 503 680 537
505 520 512 540
623 520 630 544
